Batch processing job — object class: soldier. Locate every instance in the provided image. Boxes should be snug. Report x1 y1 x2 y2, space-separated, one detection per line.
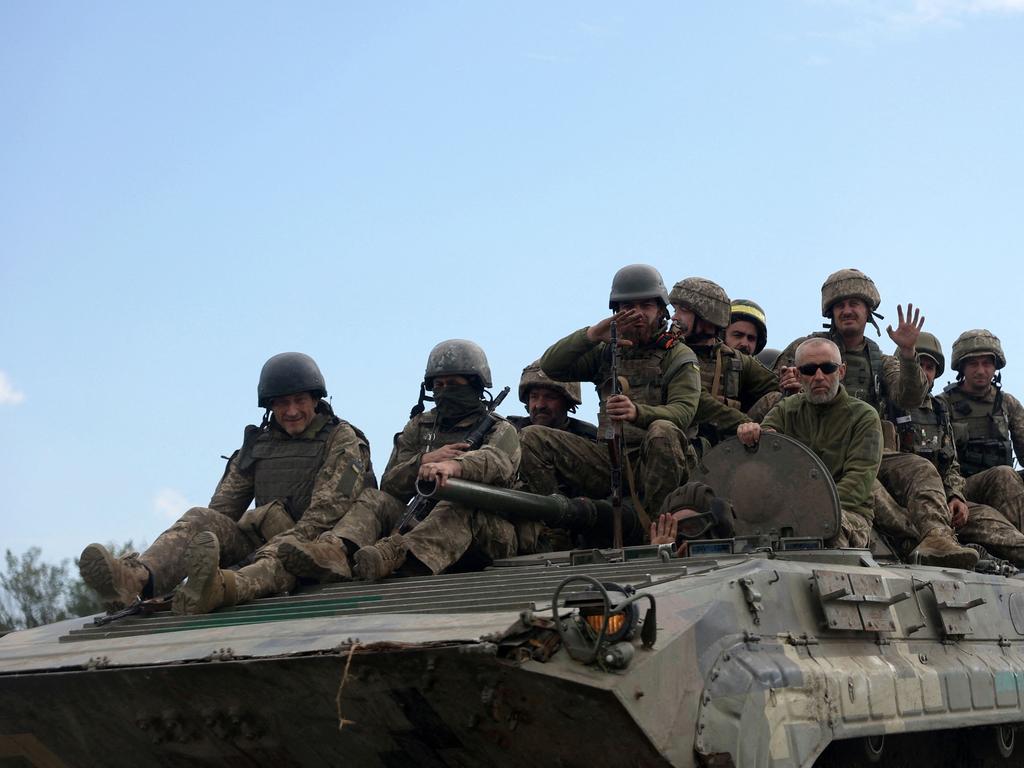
738 338 881 548
79 353 375 612
518 264 701 533
668 278 778 443
874 333 1024 565
505 361 597 439
775 268 975 567
940 329 1024 529
724 299 768 356
270 339 525 583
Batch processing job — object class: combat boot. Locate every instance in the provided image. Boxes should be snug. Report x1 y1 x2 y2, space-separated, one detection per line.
278 536 352 581
353 535 409 581
171 532 238 615
79 544 150 611
910 528 980 570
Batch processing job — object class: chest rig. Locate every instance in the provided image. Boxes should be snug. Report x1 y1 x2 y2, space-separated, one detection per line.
942 384 1013 476
695 343 741 401
889 396 957 477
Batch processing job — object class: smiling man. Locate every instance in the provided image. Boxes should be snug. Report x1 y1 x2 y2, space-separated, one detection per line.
518 264 701 541
79 352 375 611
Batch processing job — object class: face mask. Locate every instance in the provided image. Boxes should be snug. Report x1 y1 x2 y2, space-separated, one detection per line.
434 384 485 426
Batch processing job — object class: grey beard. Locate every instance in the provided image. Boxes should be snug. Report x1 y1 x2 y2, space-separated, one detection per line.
804 380 840 404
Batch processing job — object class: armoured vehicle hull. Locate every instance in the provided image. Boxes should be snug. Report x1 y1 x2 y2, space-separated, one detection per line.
3 437 1024 767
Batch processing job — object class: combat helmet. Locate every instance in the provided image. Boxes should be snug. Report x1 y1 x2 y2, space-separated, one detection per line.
424 339 493 390
820 268 881 318
518 361 582 411
915 331 945 378
951 329 1006 372
755 347 782 370
258 352 327 408
730 298 768 353
668 278 732 330
608 264 671 310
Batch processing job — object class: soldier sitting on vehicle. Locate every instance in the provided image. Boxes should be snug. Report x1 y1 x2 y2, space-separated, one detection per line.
272 339 529 582
518 264 701 541
80 353 376 613
669 278 778 444
505 361 597 440
737 338 882 549
874 333 1024 566
940 329 1024 531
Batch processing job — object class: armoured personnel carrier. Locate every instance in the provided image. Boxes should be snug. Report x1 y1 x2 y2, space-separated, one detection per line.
2 435 1024 767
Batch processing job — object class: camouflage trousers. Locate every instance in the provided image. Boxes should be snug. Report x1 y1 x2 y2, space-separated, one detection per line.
958 502 1024 567
519 420 692 531
835 511 873 549
746 391 783 424
139 506 256 594
329 488 520 575
874 453 953 540
965 465 1024 531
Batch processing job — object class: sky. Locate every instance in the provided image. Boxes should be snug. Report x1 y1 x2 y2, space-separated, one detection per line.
2 1 1023 569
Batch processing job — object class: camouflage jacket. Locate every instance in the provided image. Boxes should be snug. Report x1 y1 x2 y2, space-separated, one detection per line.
761 385 883 521
539 327 701 447
505 414 599 441
691 341 780 442
381 409 520 503
890 393 966 502
209 406 376 540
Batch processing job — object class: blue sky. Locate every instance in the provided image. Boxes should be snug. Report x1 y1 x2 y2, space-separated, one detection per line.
2 2 1023 568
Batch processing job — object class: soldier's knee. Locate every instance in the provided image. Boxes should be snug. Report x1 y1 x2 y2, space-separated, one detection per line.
179 506 220 527
989 465 1022 486
645 419 683 442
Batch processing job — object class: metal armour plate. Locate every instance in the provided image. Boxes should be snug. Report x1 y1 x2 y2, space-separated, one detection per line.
693 434 842 541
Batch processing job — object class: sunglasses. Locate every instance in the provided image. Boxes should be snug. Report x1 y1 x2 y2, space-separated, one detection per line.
797 361 841 376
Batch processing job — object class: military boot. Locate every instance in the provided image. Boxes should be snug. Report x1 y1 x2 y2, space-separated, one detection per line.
171 532 238 615
909 528 980 570
353 535 409 581
278 536 352 581
79 544 150 611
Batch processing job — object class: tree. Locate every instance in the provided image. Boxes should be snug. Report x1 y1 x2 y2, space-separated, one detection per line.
0 541 142 631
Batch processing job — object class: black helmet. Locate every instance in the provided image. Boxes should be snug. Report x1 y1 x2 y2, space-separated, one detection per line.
257 352 327 408
609 264 670 310
424 339 493 390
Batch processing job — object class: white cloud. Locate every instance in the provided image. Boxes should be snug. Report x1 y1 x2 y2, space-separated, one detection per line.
0 371 25 405
812 0 1024 28
153 488 190 521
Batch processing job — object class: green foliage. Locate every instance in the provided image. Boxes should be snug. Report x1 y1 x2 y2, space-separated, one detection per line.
0 541 141 631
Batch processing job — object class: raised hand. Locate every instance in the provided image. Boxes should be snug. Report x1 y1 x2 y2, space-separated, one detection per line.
887 303 924 357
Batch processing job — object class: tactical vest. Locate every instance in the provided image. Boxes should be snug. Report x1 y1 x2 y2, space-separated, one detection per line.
696 344 741 401
506 414 598 441
888 397 957 478
813 331 885 414
239 414 344 521
596 344 696 448
414 410 486 452
942 384 1013 476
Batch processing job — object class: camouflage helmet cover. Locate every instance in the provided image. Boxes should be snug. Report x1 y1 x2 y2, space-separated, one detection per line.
668 277 732 329
518 361 582 407
915 331 946 378
729 298 768 353
951 329 1006 371
608 264 671 310
820 268 881 317
424 339 493 389
257 352 327 408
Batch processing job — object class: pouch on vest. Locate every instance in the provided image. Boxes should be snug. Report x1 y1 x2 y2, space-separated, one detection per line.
238 500 293 546
880 420 899 454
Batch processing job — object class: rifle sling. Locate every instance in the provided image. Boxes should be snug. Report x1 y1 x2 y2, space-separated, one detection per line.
623 451 652 533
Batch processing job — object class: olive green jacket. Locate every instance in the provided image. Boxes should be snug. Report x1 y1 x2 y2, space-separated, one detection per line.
762 385 883 521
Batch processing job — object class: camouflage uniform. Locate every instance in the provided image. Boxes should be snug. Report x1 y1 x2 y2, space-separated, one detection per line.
519 327 701 529
506 414 598 440
761 384 882 548
328 409 523 574
691 341 779 443
941 383 1024 528
141 404 374 596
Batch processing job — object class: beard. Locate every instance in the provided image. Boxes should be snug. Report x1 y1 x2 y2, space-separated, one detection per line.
804 378 840 404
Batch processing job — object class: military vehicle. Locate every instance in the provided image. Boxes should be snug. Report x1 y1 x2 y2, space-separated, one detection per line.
3 434 1024 767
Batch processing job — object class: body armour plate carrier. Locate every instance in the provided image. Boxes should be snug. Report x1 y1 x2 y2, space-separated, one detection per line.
889 398 957 478
696 344 741 402
943 384 1013 476
241 416 340 521
814 331 885 413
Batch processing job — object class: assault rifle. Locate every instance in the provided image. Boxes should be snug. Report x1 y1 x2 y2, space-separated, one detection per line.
396 386 511 534
606 320 625 549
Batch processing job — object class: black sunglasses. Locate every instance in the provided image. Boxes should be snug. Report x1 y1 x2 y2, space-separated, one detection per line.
797 361 841 375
